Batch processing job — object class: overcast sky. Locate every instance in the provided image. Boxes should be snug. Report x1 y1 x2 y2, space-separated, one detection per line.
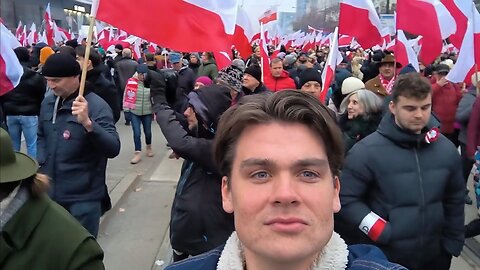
240 0 296 21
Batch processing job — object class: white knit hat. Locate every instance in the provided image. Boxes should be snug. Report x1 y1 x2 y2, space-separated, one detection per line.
341 77 365 95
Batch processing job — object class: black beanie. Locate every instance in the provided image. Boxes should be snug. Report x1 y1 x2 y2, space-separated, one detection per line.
41 53 81 77
299 68 322 88
244 64 262 83
14 47 30 63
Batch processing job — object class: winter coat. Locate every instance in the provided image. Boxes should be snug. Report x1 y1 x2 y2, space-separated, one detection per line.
0 193 104 270
455 86 477 144
431 81 462 134
467 97 480 157
165 237 407 270
123 80 152 116
264 70 297 92
86 66 120 123
365 76 388 97
241 83 270 96
114 57 138 92
197 60 218 80
339 112 382 154
188 62 200 76
37 89 120 206
336 114 465 270
174 66 196 113
0 66 46 116
155 85 234 256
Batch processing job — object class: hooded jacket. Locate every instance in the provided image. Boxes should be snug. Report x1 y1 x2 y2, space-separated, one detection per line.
455 85 477 145
155 84 234 256
263 70 297 92
86 66 120 123
337 115 465 270
0 66 46 116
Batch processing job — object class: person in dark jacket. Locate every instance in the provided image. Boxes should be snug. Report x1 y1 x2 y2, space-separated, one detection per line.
154 84 234 262
38 54 121 237
188 52 201 76
170 52 196 113
0 128 105 270
0 47 46 158
76 46 120 123
336 73 465 270
114 48 138 125
241 64 269 96
165 91 406 270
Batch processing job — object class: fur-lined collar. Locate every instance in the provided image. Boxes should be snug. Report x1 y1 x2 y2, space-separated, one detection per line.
217 231 349 270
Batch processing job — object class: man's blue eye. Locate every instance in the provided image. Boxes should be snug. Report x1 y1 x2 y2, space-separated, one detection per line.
252 171 269 179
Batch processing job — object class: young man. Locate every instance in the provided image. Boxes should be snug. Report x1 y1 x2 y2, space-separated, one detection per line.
263 58 296 92
165 91 406 270
337 73 465 270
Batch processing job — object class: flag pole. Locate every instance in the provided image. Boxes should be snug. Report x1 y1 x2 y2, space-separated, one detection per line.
472 2 479 96
78 14 95 97
260 22 264 82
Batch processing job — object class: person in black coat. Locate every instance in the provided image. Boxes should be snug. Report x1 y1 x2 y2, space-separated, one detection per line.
154 84 234 262
241 64 270 96
76 46 120 123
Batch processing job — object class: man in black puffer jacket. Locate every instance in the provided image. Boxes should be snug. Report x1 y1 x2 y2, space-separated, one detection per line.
336 73 464 270
75 46 120 123
154 84 234 262
0 47 46 158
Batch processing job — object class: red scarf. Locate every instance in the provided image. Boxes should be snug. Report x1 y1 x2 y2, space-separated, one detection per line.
379 74 395 94
123 77 139 110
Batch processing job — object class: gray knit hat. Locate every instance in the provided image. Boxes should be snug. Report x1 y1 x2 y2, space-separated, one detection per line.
216 66 244 92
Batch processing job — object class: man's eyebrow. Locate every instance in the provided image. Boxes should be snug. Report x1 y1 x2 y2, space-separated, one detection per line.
239 158 328 169
240 159 274 169
292 158 329 168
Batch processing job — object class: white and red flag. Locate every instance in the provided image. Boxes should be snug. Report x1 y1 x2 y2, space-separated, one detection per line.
230 7 256 59
394 30 420 71
1 22 23 96
18 25 27 46
15 21 23 40
446 2 480 84
396 0 456 64
441 0 472 49
321 27 342 103
27 23 39 45
259 23 271 81
338 0 383 49
44 3 55 46
93 0 238 53
213 51 232 70
259 8 277 25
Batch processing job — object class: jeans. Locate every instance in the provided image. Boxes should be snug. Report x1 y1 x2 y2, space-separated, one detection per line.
61 200 102 237
6 115 38 158
131 113 152 151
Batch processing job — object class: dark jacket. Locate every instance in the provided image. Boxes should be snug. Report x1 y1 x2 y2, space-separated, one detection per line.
467 97 480 157
339 112 382 154
37 89 120 206
155 85 234 256
174 66 196 113
114 57 138 92
165 243 407 270
337 115 465 269
241 83 270 96
455 86 477 144
0 66 46 116
1 193 104 270
188 62 200 76
197 60 218 80
86 66 120 123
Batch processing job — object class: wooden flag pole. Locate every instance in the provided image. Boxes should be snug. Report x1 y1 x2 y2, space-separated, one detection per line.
472 3 479 96
260 22 264 82
78 14 96 97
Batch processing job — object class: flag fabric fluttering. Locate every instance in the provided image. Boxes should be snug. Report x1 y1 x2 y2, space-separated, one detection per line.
1 22 24 96
321 27 342 103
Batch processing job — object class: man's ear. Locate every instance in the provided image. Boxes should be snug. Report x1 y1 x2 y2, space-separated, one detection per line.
389 100 395 115
333 176 341 213
221 176 233 213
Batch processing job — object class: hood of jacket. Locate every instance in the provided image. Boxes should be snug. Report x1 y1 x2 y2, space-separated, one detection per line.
376 114 438 148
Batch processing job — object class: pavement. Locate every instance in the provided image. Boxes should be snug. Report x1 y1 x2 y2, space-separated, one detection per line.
19 115 478 269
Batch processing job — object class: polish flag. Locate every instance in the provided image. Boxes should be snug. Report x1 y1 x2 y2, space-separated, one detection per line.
259 8 277 25
394 30 420 71
44 3 55 46
446 3 480 84
259 24 271 81
339 0 383 49
396 0 457 65
321 27 342 103
19 26 27 46
97 29 111 49
52 21 66 43
338 35 355 47
1 23 23 96
93 0 238 53
15 21 23 40
213 51 232 70
440 0 472 49
116 29 128 41
27 23 39 45
230 7 256 59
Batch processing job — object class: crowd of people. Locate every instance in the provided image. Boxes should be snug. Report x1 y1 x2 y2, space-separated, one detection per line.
0 35 480 269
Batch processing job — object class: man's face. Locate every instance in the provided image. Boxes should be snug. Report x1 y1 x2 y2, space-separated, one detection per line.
189 55 198 64
298 55 307 63
243 73 260 91
389 94 432 134
254 47 261 58
379 63 395 79
222 122 340 265
172 62 182 71
270 61 283 78
201 52 208 62
301 81 321 97
45 76 79 98
183 106 198 131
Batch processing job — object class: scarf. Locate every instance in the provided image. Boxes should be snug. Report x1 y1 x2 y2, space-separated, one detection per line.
379 74 395 94
216 231 349 270
123 77 139 110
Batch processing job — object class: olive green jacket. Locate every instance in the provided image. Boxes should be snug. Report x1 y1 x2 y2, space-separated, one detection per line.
197 61 218 79
0 195 104 270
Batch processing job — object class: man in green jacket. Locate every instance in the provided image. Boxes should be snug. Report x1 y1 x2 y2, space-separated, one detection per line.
0 128 105 270
197 52 218 80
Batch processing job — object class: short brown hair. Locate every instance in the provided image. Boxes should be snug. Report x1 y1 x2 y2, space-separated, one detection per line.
392 73 432 103
270 57 283 67
213 90 344 179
